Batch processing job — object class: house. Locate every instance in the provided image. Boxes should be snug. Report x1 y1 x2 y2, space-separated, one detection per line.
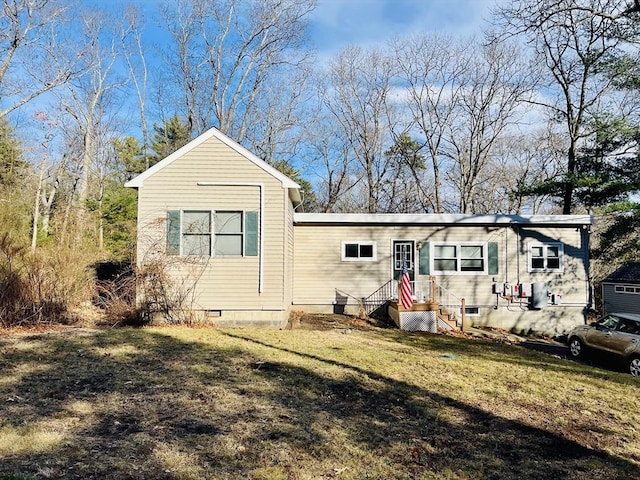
125 126 594 335
601 262 640 315
125 127 301 327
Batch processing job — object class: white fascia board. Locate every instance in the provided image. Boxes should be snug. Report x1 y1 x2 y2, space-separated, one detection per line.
124 126 300 193
293 213 594 226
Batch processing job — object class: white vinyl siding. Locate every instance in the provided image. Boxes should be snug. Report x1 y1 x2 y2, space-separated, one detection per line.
293 224 589 321
136 134 289 311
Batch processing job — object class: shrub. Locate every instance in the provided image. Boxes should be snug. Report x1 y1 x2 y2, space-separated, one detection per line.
0 233 95 328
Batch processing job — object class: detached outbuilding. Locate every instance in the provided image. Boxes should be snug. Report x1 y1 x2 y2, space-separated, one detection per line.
125 126 594 335
601 262 640 315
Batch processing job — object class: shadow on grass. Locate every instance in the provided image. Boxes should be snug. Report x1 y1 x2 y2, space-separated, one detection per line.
0 328 638 480
373 327 639 385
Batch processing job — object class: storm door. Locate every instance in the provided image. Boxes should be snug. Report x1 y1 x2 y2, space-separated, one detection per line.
393 240 415 283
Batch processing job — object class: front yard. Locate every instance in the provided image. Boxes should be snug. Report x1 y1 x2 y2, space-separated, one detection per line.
0 316 638 479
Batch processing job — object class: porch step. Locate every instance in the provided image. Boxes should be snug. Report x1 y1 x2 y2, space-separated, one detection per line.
437 309 459 330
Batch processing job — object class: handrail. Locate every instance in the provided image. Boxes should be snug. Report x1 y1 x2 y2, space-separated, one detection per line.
350 277 466 328
436 282 464 322
361 279 395 315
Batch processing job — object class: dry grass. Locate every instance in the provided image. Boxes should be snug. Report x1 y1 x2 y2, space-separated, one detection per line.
0 315 639 480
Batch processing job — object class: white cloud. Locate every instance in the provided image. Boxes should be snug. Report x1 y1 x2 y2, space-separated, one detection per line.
309 0 506 61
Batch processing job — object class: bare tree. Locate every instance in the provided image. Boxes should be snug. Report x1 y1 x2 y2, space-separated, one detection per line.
305 98 358 213
0 0 74 119
474 128 566 214
323 45 398 213
243 65 313 166
43 11 128 248
495 0 628 213
157 0 316 164
122 7 150 169
446 39 537 213
157 0 205 137
392 33 470 213
55 10 128 239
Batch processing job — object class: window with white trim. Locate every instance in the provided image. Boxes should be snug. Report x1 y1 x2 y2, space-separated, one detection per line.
182 211 212 256
215 211 243 256
432 243 486 274
167 209 257 257
614 285 640 294
463 306 481 316
528 243 563 272
341 241 377 261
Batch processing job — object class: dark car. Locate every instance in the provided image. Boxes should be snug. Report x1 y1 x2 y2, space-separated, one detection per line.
567 312 640 376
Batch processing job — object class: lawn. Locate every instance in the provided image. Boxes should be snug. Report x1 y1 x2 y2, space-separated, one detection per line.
0 315 639 480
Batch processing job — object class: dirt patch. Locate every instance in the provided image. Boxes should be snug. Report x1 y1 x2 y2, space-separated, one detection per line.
291 312 392 331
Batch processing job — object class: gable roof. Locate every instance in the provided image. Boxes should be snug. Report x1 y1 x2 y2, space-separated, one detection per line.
124 126 301 203
603 262 640 284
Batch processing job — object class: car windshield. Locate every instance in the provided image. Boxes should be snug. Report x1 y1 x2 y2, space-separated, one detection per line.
596 315 620 330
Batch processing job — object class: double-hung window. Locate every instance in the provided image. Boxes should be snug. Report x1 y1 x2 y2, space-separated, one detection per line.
181 211 212 256
529 243 563 273
432 243 486 274
167 210 258 257
215 211 243 256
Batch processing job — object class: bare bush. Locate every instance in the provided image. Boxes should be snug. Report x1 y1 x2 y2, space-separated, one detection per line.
0 233 95 328
94 262 141 327
136 256 206 325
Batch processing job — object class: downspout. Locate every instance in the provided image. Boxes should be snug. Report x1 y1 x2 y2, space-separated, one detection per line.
515 224 521 287
504 226 509 285
197 182 265 293
584 224 592 316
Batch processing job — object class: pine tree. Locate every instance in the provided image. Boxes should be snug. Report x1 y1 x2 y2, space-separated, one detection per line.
148 116 191 165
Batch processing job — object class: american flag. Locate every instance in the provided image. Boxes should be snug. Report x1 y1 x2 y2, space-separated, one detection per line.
400 261 413 310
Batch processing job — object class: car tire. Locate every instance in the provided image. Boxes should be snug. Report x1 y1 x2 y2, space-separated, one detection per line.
629 356 640 377
568 337 583 358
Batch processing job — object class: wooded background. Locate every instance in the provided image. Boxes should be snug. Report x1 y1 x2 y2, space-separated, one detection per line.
1 0 640 324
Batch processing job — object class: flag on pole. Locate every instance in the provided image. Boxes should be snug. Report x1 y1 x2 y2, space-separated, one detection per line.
400 261 413 310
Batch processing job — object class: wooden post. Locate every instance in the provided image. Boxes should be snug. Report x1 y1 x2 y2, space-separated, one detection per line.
431 276 437 304
461 298 466 332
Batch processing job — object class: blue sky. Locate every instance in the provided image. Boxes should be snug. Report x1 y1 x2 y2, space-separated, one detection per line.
113 0 501 58
309 0 501 58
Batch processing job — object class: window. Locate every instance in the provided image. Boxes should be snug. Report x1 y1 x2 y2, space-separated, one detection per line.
167 210 258 257
182 211 211 256
529 243 563 272
616 318 640 335
215 211 243 256
614 285 640 294
432 243 486 274
342 241 376 261
596 314 620 330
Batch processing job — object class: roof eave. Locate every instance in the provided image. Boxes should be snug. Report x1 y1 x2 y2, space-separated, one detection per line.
293 213 594 226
